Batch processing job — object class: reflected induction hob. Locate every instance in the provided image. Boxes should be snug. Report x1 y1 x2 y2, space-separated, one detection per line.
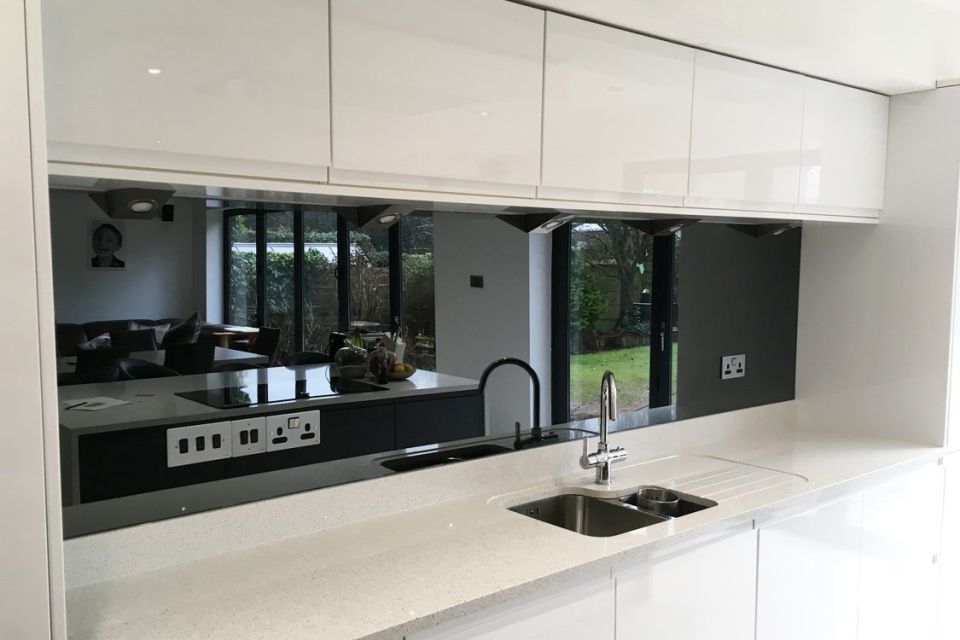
176 371 388 409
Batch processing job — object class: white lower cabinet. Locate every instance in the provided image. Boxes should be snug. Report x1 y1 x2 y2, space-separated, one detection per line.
405 576 614 640
858 463 944 640
939 452 960 640
757 463 944 640
615 528 758 640
410 463 945 640
756 496 863 640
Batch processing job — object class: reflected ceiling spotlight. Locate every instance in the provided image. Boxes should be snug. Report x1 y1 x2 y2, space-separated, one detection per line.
623 218 699 236
727 222 802 238
496 207 575 234
335 204 413 229
88 187 175 220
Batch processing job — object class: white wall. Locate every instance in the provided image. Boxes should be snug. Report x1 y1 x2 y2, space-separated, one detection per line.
49 190 201 323
528 228 552 426
795 86 960 446
1 0 64 636
196 208 222 323
434 213 551 435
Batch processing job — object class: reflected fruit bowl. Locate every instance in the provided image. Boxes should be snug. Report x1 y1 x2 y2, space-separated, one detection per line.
387 363 416 381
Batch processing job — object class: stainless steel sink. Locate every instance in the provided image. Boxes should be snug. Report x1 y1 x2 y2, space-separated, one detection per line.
508 486 717 537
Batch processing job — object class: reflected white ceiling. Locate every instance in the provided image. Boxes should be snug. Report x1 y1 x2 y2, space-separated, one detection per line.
529 0 960 95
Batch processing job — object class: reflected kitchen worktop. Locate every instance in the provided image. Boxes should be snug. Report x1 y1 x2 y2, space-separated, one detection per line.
63 402 944 640
57 365 479 435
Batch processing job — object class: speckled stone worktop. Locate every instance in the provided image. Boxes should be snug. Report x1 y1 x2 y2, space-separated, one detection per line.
63 401 942 639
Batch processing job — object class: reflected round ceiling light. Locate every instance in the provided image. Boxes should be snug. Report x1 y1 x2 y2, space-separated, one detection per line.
147 68 163 75
128 200 156 213
377 213 400 225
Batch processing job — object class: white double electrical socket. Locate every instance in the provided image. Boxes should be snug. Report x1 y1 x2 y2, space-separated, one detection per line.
266 410 321 452
232 416 267 457
166 421 233 468
721 354 746 380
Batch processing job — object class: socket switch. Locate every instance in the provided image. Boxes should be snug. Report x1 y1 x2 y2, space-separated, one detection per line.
721 354 746 380
232 416 267 457
166 421 233 467
266 410 321 452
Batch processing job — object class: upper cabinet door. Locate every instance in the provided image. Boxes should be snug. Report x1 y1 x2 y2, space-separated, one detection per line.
688 52 804 212
798 79 888 213
330 0 544 196
540 14 694 205
42 0 331 181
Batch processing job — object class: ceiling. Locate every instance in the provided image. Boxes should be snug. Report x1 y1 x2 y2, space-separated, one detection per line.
529 0 960 95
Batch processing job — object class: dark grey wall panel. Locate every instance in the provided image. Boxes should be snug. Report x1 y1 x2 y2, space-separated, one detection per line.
676 224 801 419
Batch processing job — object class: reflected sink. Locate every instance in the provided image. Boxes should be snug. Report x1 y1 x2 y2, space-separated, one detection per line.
381 444 513 472
509 486 717 537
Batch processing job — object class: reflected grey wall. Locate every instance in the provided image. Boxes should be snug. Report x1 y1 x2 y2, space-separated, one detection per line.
676 224 801 419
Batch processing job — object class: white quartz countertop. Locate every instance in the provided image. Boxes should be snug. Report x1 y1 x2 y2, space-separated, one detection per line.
64 406 943 640
58 365 478 434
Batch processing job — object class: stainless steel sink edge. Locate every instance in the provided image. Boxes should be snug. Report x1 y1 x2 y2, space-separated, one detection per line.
506 485 719 538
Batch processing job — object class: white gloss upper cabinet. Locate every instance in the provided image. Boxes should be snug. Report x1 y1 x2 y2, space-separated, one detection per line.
688 52 804 212
329 0 544 196
42 0 331 180
756 496 863 640
858 463 944 640
540 14 694 204
616 529 757 640
798 78 888 213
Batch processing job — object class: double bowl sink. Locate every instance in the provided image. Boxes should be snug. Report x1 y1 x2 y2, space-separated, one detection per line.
509 487 716 537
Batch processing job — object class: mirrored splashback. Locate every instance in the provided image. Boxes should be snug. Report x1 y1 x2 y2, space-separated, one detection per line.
49 187 801 536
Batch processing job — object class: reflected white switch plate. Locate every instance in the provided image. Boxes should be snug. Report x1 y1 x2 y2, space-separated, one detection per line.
721 354 746 380
232 416 266 457
266 410 320 452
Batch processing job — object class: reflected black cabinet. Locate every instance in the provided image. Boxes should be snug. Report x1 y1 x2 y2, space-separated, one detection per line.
67 391 485 506
396 394 485 448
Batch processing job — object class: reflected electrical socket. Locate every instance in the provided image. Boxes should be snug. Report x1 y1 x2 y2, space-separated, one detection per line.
721 354 746 380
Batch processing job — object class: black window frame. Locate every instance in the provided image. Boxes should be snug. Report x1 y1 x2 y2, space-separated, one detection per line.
551 220 679 424
223 208 407 354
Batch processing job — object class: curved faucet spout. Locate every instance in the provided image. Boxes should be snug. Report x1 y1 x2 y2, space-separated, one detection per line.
581 370 627 485
478 357 541 432
600 370 618 446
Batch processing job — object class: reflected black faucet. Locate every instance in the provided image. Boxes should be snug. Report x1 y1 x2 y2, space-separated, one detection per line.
478 357 547 449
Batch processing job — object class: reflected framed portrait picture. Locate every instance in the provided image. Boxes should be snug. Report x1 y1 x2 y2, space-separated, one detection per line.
88 219 126 270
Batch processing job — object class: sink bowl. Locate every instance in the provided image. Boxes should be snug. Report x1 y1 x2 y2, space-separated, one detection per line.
509 486 717 537
380 444 513 472
509 493 668 537
620 487 717 517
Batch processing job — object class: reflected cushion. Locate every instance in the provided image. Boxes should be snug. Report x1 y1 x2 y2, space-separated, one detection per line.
161 312 201 347
76 332 111 351
128 321 170 346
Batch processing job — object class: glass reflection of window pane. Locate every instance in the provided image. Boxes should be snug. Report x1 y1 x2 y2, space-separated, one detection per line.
349 226 390 333
226 214 257 327
264 212 296 358
401 214 436 371
303 211 340 352
569 220 653 421
672 231 681 405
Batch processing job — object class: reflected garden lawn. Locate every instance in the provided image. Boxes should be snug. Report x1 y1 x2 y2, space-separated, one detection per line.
569 345 678 420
